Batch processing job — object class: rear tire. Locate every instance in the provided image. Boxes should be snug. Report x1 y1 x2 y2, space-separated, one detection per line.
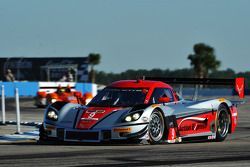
148 110 165 144
216 105 230 142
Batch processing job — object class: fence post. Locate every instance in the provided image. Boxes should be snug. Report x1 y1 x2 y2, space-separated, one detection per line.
193 85 199 101
15 88 21 134
179 84 183 97
1 85 6 125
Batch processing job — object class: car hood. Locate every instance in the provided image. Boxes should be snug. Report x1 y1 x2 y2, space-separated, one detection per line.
76 106 126 129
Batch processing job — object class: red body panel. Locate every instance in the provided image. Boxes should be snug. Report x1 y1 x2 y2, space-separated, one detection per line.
176 112 216 137
109 80 176 104
46 91 85 104
55 92 78 103
230 106 238 133
110 80 172 89
76 107 123 129
235 77 245 99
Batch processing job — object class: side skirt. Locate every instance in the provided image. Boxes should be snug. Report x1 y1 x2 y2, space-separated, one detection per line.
181 132 216 142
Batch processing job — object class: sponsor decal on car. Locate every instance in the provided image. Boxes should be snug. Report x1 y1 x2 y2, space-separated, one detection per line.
235 77 244 99
86 110 105 113
208 135 216 140
178 117 207 131
81 112 99 121
218 98 226 102
179 124 206 131
113 127 132 133
151 104 160 108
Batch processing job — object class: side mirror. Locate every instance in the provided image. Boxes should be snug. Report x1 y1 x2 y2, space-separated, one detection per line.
158 96 170 103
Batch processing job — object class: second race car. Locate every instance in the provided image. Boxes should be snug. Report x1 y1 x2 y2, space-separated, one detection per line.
35 85 93 107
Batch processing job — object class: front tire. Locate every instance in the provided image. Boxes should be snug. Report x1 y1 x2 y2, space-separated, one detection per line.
148 110 165 144
216 105 230 142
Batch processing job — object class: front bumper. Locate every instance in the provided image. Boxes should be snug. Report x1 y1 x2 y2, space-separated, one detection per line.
43 123 149 142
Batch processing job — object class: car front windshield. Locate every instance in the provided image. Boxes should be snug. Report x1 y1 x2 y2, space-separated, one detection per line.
88 88 148 107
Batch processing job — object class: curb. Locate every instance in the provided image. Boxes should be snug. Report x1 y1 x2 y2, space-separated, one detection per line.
0 130 39 144
0 139 37 145
0 121 42 128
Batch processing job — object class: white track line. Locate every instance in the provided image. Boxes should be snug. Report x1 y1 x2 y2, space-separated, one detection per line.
0 130 39 143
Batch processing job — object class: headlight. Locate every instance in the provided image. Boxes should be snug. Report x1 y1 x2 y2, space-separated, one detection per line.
47 110 58 121
124 111 142 122
132 113 140 120
51 99 57 103
125 116 132 122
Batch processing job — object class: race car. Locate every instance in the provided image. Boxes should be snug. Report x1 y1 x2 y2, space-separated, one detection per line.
35 85 93 107
39 77 244 144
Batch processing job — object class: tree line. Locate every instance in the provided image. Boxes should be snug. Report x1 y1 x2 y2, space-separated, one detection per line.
95 68 250 87
89 43 249 87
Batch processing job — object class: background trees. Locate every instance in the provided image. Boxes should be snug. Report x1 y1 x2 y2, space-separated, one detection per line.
89 43 249 87
88 53 101 83
187 43 221 78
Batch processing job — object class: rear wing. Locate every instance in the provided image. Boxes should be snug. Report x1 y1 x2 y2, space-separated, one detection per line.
144 77 245 100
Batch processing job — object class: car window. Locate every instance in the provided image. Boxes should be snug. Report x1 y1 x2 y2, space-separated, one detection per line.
173 91 183 101
88 88 148 107
149 88 174 104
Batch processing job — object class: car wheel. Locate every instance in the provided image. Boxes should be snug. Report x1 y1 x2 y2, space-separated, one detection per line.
216 105 230 142
38 123 59 144
148 110 165 144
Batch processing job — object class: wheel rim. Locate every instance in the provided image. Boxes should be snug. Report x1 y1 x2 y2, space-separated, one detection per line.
217 110 229 138
149 112 164 142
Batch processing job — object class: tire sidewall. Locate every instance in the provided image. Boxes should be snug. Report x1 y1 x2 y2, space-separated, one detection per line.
148 110 165 144
216 105 230 142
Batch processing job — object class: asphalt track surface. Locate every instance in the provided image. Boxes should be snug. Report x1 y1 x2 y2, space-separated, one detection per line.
0 98 250 167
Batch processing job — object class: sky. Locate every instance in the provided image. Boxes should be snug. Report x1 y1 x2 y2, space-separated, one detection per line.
0 0 250 73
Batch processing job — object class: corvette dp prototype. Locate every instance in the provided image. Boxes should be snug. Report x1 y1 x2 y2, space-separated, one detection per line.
40 78 244 144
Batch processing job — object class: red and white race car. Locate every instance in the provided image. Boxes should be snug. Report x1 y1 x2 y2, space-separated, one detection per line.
39 77 244 144
35 85 93 107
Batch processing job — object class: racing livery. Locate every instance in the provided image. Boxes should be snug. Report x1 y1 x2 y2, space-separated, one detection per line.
35 85 93 107
40 78 244 144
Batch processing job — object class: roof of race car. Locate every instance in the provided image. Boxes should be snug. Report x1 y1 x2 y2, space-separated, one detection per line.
108 80 172 89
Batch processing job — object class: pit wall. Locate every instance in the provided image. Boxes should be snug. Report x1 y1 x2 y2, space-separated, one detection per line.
0 82 97 97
